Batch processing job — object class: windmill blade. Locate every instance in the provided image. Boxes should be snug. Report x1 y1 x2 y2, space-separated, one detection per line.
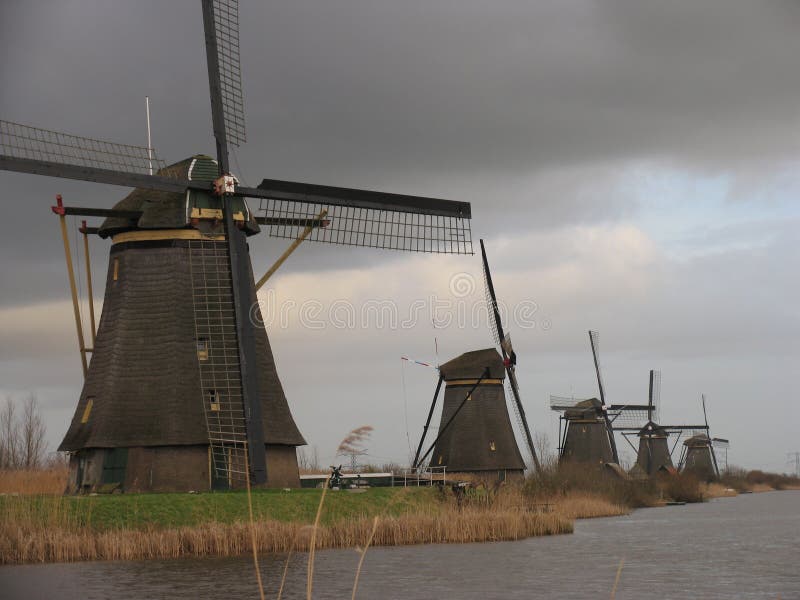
588 330 606 406
701 394 721 477
712 437 730 449
588 330 620 463
648 369 661 422
0 119 186 190
480 240 541 472
200 0 267 485
254 181 472 254
201 0 245 173
607 404 653 428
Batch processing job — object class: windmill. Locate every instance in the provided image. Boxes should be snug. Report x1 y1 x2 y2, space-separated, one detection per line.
678 395 727 480
411 348 526 482
613 371 723 478
627 370 673 476
1 0 472 493
410 240 540 481
550 331 651 466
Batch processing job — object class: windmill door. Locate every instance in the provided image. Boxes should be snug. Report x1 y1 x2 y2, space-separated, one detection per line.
101 448 128 485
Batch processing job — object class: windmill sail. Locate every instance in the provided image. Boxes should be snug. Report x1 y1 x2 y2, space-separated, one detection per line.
203 0 246 148
588 330 619 463
480 240 540 472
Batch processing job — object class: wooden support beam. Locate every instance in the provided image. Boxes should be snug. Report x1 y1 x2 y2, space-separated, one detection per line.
81 220 97 345
255 209 328 291
53 195 88 378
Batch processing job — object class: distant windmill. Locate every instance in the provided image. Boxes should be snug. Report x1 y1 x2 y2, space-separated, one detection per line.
411 240 540 481
1 0 472 493
630 370 673 476
678 395 728 480
614 371 722 478
550 331 650 466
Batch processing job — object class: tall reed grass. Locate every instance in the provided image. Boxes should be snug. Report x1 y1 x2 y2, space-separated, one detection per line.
0 467 67 495
0 503 571 565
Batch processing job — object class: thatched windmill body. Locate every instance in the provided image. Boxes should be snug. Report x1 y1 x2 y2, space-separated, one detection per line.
629 370 673 476
411 241 540 482
416 348 526 481
1 1 472 493
678 395 728 481
616 376 727 479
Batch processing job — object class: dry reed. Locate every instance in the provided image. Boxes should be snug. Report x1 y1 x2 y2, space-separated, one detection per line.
0 504 571 565
0 468 67 495
553 492 629 520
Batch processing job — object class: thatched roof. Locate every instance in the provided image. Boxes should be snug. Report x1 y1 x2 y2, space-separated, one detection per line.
98 155 261 238
684 434 711 447
564 397 604 420
638 420 669 437
438 348 505 380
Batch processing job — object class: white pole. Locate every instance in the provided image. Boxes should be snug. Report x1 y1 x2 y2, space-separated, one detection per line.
145 96 153 175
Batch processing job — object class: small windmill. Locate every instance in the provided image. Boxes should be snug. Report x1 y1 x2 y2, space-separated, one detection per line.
678 395 727 480
626 370 674 476
1 0 472 492
614 372 723 478
411 240 540 480
551 331 650 466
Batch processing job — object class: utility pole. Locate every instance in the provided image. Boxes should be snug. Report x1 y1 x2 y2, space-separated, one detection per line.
788 452 800 477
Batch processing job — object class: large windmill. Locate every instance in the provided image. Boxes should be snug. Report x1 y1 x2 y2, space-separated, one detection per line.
411 240 540 481
550 331 651 466
1 0 472 492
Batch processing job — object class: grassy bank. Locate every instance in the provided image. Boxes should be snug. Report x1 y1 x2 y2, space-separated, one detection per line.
5 465 796 565
0 486 573 565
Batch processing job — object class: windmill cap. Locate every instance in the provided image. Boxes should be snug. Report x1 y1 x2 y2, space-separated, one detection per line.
684 433 711 446
439 348 505 380
564 397 604 419
97 155 260 239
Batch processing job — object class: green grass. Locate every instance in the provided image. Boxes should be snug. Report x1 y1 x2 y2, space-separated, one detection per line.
1 487 441 532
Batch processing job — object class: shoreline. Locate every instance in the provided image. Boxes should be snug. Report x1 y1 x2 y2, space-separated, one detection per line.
2 481 797 566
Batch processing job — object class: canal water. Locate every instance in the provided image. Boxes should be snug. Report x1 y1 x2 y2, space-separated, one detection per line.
2 490 798 599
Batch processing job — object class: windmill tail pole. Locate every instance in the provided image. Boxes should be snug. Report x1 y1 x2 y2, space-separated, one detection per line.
412 374 444 469
255 209 328 291
416 368 490 468
53 195 88 378
80 220 97 345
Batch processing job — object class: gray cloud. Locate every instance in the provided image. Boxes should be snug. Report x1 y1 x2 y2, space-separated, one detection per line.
1 1 798 469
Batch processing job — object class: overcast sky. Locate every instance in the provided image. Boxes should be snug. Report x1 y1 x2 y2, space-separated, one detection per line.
1 0 798 472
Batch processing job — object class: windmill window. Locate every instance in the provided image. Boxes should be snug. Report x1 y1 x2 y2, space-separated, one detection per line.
437 455 443 465
208 390 220 412
196 338 209 361
489 441 496 451
81 398 94 423
113 258 119 281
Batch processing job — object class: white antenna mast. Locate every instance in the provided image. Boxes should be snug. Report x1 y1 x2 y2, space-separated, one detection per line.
145 96 153 175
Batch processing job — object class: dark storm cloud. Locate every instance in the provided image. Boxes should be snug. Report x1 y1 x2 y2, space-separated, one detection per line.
1 1 798 466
